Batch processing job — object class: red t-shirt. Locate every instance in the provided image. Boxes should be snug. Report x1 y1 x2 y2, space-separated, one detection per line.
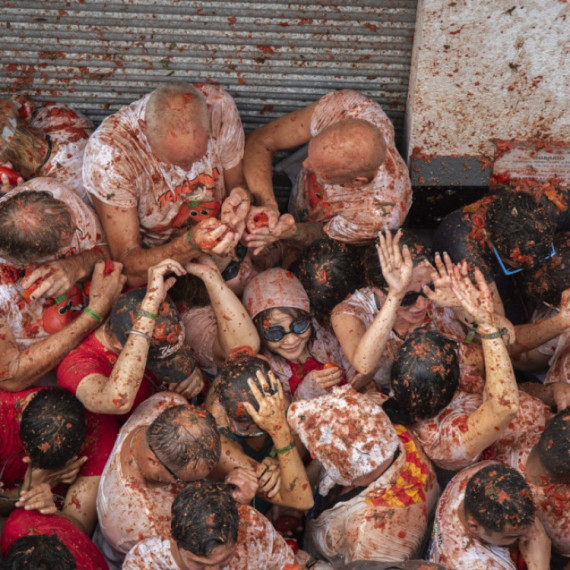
0 387 118 490
1 509 109 569
57 331 157 422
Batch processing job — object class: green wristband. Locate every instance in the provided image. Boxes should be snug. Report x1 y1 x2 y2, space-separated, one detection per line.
186 229 197 249
137 309 157 321
480 328 507 340
83 307 102 322
269 440 296 457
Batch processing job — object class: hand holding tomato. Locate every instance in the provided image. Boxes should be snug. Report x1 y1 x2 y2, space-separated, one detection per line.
312 362 344 391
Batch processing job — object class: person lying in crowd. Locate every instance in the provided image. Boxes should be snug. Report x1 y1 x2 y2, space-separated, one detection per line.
123 479 297 570
206 355 314 511
94 392 257 569
57 259 204 419
331 229 484 393
1 512 109 570
0 180 125 391
243 89 412 253
242 267 351 399
428 462 550 570
0 96 94 201
0 387 118 536
433 188 561 323
287 385 439 566
83 81 252 286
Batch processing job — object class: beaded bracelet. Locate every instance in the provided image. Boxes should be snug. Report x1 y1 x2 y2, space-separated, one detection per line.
83 307 102 322
269 440 296 457
137 309 157 321
128 329 152 342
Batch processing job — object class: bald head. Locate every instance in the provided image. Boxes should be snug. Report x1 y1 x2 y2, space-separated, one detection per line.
306 119 387 186
144 82 210 169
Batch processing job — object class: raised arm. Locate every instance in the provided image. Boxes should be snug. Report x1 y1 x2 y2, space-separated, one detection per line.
184 255 260 364
450 265 520 457
243 103 317 213
242 369 314 510
74 259 185 414
0 262 126 392
331 230 412 376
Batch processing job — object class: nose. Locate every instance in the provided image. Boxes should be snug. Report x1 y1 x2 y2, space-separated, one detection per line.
415 293 429 310
302 156 311 170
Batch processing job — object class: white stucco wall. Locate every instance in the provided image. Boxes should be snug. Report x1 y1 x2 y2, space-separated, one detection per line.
405 0 569 184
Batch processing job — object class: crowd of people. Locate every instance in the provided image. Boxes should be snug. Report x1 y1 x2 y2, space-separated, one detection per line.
0 82 568 570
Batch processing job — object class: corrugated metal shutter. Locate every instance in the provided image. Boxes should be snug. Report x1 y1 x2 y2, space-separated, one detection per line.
0 1 416 138
1 1 417 206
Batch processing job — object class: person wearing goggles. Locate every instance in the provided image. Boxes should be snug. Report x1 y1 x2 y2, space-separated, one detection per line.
331 229 486 393
242 267 351 400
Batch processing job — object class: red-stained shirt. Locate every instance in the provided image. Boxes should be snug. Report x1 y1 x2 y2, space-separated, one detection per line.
57 331 157 422
0 387 119 490
1 509 108 569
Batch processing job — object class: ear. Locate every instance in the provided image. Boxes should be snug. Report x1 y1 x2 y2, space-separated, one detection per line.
466 515 481 535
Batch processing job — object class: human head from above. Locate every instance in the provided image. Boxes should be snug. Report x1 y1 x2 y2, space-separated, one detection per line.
214 355 271 437
293 237 365 327
519 230 570 310
0 98 48 180
20 388 86 471
243 268 314 364
288 385 399 495
141 82 210 170
486 189 555 276
170 480 239 570
365 229 433 326
464 463 535 547
390 330 460 424
537 407 570 481
0 188 75 265
302 118 387 187
1 534 76 570
108 287 197 384
143 404 221 485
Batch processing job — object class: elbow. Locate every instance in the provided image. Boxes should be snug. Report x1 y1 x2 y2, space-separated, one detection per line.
493 395 520 424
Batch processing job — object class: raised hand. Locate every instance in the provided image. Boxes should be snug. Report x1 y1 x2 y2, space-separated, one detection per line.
450 263 496 331
377 230 413 297
242 369 288 437
424 252 461 308
143 259 186 312
86 260 127 316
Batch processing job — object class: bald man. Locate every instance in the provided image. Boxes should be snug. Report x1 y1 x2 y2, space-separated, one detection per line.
243 90 412 251
83 82 251 286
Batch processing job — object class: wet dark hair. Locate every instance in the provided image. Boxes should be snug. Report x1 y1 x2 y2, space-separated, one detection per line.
464 463 535 532
171 480 239 558
518 230 570 307
486 190 555 269
168 273 210 309
253 307 314 352
537 407 570 478
146 405 221 473
0 191 74 263
363 229 432 290
20 388 86 470
214 355 271 425
1 534 76 570
390 330 459 422
293 237 365 327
